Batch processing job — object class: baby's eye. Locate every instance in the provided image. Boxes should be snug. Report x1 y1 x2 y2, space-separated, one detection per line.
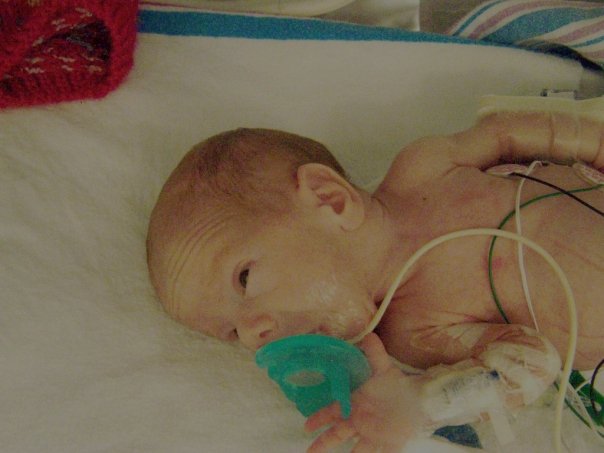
233 262 256 296
238 268 249 289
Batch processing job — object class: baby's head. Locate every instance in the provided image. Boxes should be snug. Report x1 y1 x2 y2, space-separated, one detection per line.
147 128 377 349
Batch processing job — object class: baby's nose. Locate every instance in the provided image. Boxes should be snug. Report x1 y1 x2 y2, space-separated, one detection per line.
237 314 278 350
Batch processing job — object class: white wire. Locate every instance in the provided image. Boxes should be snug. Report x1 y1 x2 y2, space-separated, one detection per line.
513 164 603 447
348 228 578 453
514 161 542 332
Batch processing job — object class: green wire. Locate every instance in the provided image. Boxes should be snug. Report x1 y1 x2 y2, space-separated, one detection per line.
553 381 603 437
487 183 603 432
488 184 603 324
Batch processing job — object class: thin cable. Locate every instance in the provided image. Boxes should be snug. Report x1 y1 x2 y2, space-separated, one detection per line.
488 181 603 446
509 172 604 218
488 184 603 324
514 161 542 331
591 359 604 423
349 228 577 453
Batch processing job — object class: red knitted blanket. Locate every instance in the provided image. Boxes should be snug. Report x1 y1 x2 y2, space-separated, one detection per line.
0 0 138 109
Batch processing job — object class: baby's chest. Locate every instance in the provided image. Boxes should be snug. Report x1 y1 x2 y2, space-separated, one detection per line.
400 246 504 327
378 252 506 367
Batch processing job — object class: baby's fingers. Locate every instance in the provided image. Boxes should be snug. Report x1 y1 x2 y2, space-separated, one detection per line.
357 332 393 376
304 402 342 433
350 438 375 453
306 419 356 453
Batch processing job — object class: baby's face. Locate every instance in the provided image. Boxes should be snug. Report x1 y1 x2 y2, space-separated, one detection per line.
158 206 376 350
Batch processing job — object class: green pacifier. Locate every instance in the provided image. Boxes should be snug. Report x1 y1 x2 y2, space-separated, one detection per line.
255 334 371 418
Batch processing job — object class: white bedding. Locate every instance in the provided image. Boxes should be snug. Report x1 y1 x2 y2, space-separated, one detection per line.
2 7 603 452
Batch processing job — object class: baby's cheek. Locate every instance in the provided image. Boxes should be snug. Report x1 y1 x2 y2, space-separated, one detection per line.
323 298 376 339
303 274 339 308
298 273 375 338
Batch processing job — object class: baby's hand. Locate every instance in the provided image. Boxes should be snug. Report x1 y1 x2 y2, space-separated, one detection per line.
304 333 428 453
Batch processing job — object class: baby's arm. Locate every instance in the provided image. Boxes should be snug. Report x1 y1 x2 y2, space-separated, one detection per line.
452 96 604 170
305 325 561 452
418 323 561 428
385 96 604 191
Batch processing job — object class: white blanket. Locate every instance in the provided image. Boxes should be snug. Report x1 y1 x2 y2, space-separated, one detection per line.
1 7 602 452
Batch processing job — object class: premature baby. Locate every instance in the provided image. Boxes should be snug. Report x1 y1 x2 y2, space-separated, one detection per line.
147 96 604 452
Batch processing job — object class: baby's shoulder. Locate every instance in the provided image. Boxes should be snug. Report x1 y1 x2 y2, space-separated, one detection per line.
381 136 464 193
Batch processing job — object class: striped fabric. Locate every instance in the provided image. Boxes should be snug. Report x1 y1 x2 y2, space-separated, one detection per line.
449 0 604 69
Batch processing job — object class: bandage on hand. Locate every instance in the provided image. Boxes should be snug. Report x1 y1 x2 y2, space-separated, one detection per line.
477 95 604 169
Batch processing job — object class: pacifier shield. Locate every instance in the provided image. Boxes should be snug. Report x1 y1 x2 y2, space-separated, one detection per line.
256 334 371 418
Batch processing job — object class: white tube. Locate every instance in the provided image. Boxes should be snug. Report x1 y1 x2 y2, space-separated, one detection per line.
349 228 578 453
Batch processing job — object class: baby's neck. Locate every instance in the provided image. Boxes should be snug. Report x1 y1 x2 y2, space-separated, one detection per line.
356 191 419 304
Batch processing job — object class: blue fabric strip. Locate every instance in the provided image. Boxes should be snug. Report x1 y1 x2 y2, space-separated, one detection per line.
574 34 604 49
485 7 604 43
137 9 487 46
452 0 509 35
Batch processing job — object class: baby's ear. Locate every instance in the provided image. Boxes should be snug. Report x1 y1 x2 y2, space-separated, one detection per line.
295 163 364 231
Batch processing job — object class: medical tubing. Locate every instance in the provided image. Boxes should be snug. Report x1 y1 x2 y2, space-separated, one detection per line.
490 182 604 444
514 161 541 331
488 184 603 323
348 228 577 453
509 173 604 217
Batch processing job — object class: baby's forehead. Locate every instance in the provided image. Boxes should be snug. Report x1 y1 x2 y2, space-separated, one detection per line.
160 227 227 310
